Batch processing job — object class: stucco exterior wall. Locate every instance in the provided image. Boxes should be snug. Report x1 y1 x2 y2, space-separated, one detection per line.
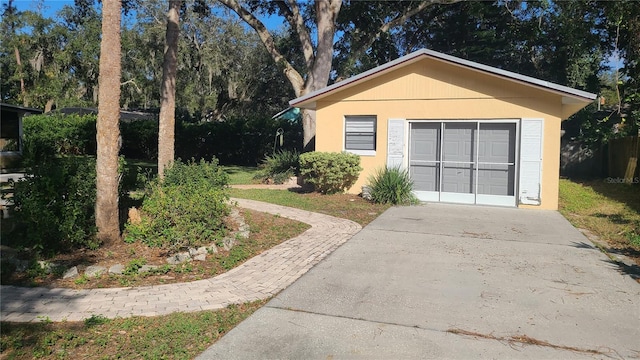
314 59 565 209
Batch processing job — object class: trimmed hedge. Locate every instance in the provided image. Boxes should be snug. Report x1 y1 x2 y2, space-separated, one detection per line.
21 113 302 165
299 152 362 194
22 113 96 166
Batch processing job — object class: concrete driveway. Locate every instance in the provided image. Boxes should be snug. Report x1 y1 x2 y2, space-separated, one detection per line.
198 203 640 359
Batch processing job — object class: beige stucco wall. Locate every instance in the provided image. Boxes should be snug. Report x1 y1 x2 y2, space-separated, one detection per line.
314 58 567 209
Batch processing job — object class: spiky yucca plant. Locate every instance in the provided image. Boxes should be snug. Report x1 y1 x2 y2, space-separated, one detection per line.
254 150 300 184
367 166 418 205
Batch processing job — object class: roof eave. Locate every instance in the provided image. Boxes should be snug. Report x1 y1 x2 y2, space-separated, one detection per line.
289 49 597 109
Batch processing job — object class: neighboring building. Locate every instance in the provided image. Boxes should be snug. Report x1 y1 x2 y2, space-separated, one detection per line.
290 49 597 210
1 103 43 170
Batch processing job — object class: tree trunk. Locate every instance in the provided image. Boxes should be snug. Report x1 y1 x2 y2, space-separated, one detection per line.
157 0 180 178
14 46 26 105
302 109 316 152
218 0 439 151
96 0 122 245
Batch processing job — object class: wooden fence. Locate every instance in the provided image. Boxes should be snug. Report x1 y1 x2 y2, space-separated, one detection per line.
608 136 640 181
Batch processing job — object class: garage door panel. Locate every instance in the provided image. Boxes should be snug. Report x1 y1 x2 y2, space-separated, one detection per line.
477 164 515 196
479 123 516 163
443 123 475 162
411 165 439 191
409 121 516 207
442 164 473 193
410 124 439 162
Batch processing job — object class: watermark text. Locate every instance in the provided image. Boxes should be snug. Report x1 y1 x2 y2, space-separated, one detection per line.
605 177 639 184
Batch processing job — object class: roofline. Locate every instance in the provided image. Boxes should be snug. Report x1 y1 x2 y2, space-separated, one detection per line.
0 103 43 113
290 49 597 108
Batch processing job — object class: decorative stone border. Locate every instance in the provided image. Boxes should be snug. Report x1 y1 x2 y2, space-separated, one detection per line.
1 207 251 281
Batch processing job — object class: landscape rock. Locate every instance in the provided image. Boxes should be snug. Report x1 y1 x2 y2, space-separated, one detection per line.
109 264 125 275
15 260 29 272
189 247 208 257
166 252 192 265
38 261 60 274
128 207 142 225
63 266 79 279
193 254 206 261
0 245 18 260
361 185 373 201
138 265 158 273
5 258 30 272
222 237 234 251
85 265 107 278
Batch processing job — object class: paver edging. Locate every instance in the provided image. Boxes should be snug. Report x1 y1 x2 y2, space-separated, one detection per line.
0 198 361 322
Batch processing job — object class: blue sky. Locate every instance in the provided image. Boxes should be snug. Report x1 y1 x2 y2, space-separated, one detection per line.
11 0 72 16
9 0 285 31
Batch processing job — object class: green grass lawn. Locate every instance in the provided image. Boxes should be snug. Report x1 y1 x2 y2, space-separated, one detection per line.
0 301 265 360
558 178 640 263
123 161 260 186
223 165 260 185
229 188 391 226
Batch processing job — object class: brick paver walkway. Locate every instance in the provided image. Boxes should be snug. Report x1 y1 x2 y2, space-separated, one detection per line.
0 198 361 322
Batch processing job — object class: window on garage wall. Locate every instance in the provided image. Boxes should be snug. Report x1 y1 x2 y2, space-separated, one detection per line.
345 115 376 155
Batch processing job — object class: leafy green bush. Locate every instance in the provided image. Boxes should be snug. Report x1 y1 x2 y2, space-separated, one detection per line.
120 120 158 160
176 116 303 165
162 158 229 188
254 150 300 184
299 152 362 194
22 113 97 166
21 112 303 165
10 156 98 252
366 166 418 205
124 158 230 251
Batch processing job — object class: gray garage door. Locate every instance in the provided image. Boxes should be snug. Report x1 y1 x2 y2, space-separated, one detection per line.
410 121 517 206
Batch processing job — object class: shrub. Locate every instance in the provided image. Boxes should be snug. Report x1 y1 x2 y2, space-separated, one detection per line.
120 119 158 160
124 158 230 251
254 150 300 184
10 156 98 252
299 152 362 194
366 166 418 205
176 116 303 165
162 158 229 189
22 113 97 166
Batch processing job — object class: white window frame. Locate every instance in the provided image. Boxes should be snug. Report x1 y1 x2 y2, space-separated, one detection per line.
344 115 376 156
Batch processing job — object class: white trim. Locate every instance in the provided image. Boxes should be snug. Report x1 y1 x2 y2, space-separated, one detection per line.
343 115 377 153
387 119 406 168
347 149 376 157
414 190 439 202
441 192 475 204
518 118 544 206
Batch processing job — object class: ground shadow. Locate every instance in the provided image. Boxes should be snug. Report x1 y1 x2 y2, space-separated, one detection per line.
592 212 631 224
602 259 640 282
570 241 596 250
287 186 314 194
586 180 640 214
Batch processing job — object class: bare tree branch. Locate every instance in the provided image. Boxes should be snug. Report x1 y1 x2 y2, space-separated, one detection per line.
274 1 315 70
218 0 305 96
121 79 142 93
